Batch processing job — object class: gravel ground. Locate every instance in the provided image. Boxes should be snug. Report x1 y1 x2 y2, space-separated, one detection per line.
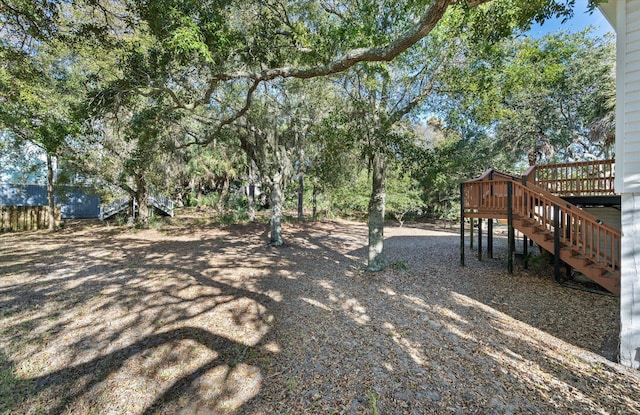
0 215 638 414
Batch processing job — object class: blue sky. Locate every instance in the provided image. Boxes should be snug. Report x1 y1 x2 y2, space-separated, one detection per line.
528 0 614 38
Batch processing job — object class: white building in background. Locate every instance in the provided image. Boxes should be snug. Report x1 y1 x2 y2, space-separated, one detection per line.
599 0 640 368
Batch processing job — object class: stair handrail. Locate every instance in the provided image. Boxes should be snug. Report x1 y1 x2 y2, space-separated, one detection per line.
514 180 620 275
99 197 130 220
147 189 174 217
463 177 621 234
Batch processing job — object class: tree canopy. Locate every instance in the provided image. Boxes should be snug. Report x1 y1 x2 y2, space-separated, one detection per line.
0 0 614 243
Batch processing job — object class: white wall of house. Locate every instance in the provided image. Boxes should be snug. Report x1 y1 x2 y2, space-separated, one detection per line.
600 0 640 368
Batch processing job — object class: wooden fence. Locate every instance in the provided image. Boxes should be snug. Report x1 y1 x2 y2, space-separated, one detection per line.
0 206 61 232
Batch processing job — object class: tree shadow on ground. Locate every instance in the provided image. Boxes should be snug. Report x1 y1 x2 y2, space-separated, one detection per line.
0 220 636 414
380 232 620 359
0 220 372 413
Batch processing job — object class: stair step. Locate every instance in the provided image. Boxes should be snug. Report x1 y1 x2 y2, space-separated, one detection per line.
586 264 607 276
560 247 580 257
566 254 592 265
532 229 549 235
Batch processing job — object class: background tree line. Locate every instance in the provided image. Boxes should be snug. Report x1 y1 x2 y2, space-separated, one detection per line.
0 0 613 270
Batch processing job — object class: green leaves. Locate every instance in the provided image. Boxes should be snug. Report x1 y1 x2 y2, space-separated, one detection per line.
0 0 616 220
460 0 577 43
441 25 615 165
386 163 426 224
167 18 214 63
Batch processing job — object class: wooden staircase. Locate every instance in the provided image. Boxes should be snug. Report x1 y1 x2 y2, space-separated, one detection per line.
462 160 620 294
100 189 174 220
512 216 619 294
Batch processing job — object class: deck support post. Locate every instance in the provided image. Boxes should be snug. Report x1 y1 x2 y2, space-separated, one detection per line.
523 235 529 269
553 204 561 283
460 184 465 267
469 217 474 249
507 182 514 274
478 218 483 261
487 219 493 259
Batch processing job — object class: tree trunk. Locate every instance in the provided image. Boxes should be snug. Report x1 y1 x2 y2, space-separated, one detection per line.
197 179 203 203
46 154 56 231
269 171 284 246
312 185 318 219
527 149 537 166
367 151 386 271
297 173 304 220
297 146 304 220
248 160 256 222
135 176 149 227
217 175 230 212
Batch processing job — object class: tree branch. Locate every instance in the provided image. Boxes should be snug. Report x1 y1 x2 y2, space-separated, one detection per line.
388 57 449 125
177 80 262 148
214 0 491 82
143 0 492 118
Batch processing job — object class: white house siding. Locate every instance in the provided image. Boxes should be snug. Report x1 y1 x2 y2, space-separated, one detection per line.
601 0 640 368
613 0 625 193
622 2 640 192
620 193 640 367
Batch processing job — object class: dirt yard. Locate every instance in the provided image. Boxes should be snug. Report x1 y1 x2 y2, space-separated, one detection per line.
0 214 638 414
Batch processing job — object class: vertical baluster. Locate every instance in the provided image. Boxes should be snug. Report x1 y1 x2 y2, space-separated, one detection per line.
507 182 513 274
607 232 612 272
582 220 587 257
587 223 592 260
592 222 597 261
596 222 602 263
584 222 589 259
560 211 566 246
591 222 596 259
554 204 561 283
460 183 465 267
478 217 483 261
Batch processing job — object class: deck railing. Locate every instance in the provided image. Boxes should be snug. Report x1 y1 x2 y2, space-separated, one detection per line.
462 178 511 218
523 159 615 196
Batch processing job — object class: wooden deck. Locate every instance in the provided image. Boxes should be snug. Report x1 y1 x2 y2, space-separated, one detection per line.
461 160 620 294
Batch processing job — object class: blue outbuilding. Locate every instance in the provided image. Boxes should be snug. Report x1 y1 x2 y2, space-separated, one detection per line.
0 183 101 219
